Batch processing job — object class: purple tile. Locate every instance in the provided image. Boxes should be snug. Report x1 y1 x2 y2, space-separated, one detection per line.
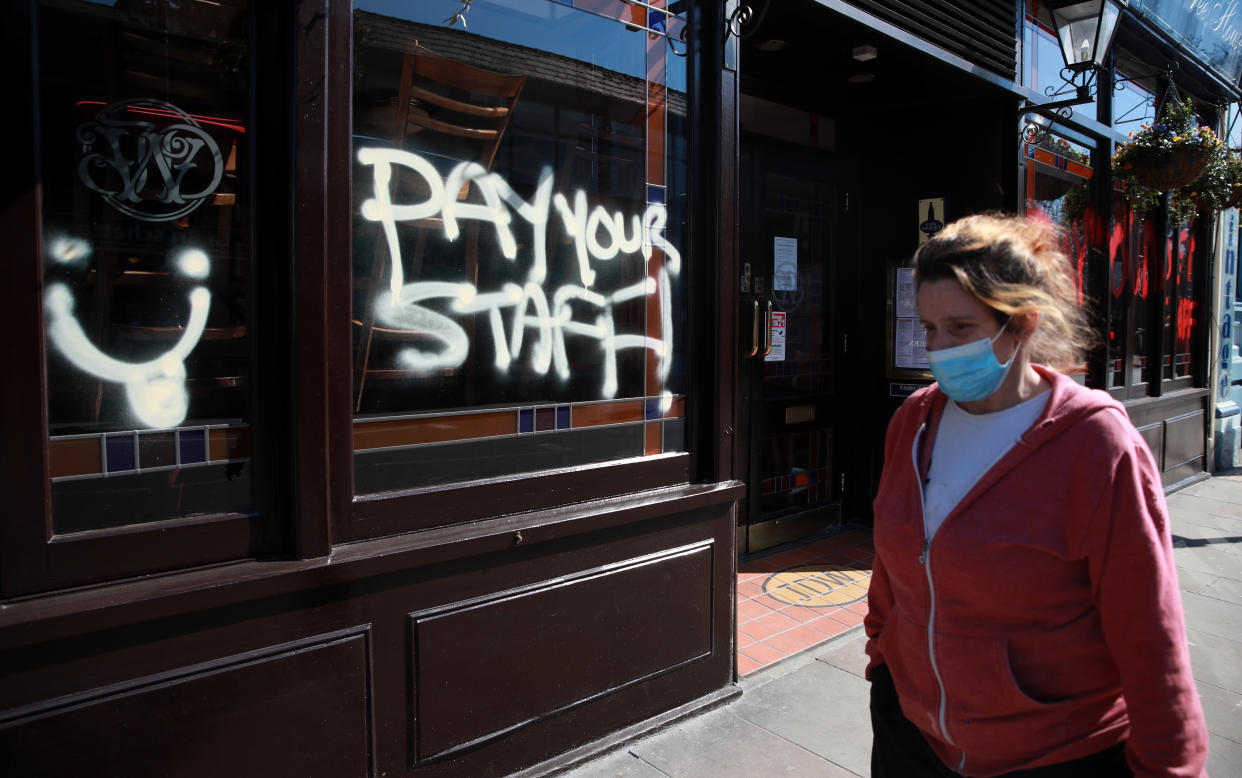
647 185 665 204
179 429 206 464
139 430 176 468
519 408 534 433
556 406 570 430
645 398 661 420
105 434 136 473
535 407 555 431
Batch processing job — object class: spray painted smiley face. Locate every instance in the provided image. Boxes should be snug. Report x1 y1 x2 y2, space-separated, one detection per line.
44 239 213 429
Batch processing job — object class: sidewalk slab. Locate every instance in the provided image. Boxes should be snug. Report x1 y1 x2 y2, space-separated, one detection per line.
629 708 859 778
728 656 872 777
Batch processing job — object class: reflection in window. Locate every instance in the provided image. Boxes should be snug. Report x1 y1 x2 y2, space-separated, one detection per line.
1023 15 1085 122
1113 73 1156 129
1024 134 1093 318
39 1 252 533
351 0 689 495
1165 217 1198 380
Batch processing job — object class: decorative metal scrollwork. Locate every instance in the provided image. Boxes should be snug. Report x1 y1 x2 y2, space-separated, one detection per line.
726 0 771 40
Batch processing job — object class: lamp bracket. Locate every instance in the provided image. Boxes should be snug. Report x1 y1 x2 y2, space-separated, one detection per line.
726 0 771 40
1018 69 1097 144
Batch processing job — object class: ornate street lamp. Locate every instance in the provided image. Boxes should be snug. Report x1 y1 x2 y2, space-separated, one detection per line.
1045 0 1127 74
1022 0 1128 139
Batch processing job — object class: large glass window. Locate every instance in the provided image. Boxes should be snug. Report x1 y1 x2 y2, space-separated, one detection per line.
38 0 254 533
350 1 689 495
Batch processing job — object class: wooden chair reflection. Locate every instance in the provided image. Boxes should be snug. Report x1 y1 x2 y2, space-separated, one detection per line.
353 46 526 412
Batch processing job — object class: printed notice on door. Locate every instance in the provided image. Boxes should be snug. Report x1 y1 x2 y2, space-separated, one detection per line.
765 311 786 362
894 267 928 369
773 237 797 291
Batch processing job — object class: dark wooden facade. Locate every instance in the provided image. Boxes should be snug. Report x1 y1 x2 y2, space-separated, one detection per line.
2 1 1236 776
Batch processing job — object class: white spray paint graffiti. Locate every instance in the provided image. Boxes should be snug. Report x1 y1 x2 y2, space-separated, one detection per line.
357 148 681 398
45 243 213 429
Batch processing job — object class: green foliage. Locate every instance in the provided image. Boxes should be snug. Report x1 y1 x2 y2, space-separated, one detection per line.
1111 96 1230 227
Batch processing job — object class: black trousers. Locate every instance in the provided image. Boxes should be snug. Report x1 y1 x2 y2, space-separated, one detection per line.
870 664 1133 778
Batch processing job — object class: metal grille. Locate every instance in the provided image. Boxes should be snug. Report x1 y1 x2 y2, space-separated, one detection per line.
850 0 1018 79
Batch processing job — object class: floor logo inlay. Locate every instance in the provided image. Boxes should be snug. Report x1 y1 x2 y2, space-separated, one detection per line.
762 563 871 607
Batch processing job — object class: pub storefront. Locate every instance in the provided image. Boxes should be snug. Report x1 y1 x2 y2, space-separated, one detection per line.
1 1 1235 776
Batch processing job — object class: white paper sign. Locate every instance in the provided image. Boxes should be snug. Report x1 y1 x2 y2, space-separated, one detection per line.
765 311 786 362
893 267 928 369
773 237 797 291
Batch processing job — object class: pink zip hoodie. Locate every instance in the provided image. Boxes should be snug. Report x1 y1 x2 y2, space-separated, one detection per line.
865 367 1208 777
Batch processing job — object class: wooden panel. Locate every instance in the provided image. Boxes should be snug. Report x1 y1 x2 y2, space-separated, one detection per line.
1164 411 1206 469
411 542 715 762
0 629 372 778
1137 422 1163 470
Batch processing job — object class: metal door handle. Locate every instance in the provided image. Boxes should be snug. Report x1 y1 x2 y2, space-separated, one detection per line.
747 299 760 357
763 300 774 356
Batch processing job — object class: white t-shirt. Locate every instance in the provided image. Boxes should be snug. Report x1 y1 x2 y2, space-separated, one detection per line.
923 391 1050 539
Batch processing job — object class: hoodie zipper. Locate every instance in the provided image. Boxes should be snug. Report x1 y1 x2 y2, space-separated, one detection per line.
911 423 965 772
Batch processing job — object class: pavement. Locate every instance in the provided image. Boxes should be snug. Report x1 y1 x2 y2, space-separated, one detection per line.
557 472 1242 777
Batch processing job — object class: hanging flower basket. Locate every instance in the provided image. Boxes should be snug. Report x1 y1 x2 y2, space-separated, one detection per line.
1113 96 1224 192
1182 145 1234 210
1133 146 1213 189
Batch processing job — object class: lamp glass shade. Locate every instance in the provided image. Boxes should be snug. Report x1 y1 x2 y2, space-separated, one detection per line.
1046 0 1123 72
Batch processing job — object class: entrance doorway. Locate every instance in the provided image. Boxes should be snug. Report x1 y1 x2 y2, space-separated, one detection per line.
737 136 857 556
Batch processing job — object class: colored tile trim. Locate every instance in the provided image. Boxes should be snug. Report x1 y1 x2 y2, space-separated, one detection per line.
49 436 102 479
180 429 207 465
50 424 250 481
645 421 661 455
105 433 136 473
571 399 644 428
209 426 252 462
353 411 516 451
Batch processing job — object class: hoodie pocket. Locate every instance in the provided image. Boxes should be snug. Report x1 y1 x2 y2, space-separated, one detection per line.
935 631 1071 756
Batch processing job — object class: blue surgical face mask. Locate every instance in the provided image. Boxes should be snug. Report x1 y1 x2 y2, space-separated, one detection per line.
926 322 1018 403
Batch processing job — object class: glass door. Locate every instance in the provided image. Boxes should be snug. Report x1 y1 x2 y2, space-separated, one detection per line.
738 136 849 556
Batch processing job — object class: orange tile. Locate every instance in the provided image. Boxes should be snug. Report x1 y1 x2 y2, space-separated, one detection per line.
827 608 865 628
736 629 755 650
571 400 644 428
808 617 849 639
740 642 786 665
353 411 515 451
737 653 762 676
765 630 813 656
737 598 777 622
209 426 250 461
645 422 661 456
788 625 831 648
750 593 793 613
49 437 101 478
736 580 765 599
752 609 801 633
740 615 781 640
780 604 828 624
842 600 872 617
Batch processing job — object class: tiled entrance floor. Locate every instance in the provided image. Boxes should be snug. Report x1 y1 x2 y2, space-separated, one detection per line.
736 527 874 676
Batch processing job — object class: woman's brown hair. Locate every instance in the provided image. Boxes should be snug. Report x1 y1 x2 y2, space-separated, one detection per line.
913 213 1097 373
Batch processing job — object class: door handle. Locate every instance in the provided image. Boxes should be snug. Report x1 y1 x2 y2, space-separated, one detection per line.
747 299 760 357
762 300 774 356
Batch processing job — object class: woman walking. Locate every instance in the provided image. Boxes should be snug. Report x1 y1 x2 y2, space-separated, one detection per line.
866 213 1208 777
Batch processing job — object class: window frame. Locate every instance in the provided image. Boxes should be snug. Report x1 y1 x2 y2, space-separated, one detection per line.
315 0 703 546
1 0 296 597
